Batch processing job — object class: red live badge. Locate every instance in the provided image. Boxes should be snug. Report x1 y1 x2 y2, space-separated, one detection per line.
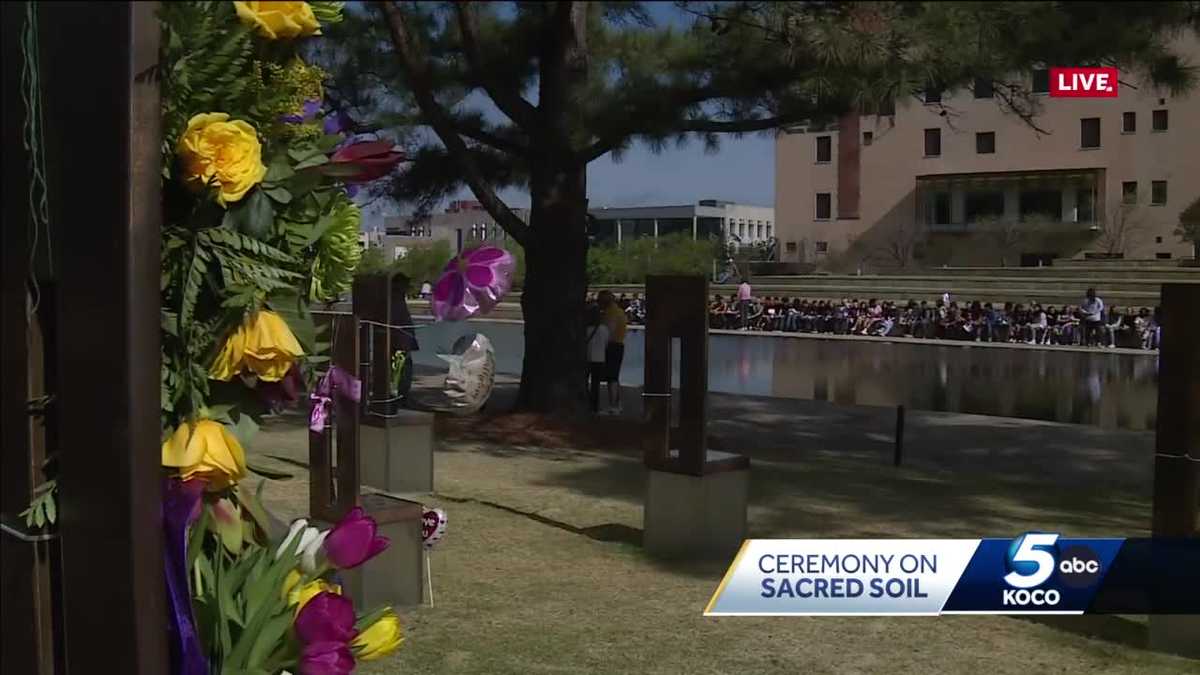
1049 67 1119 98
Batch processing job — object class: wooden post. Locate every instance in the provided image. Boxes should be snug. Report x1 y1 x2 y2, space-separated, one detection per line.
1149 283 1200 658
1151 283 1199 537
310 313 363 522
1 5 56 672
39 2 168 672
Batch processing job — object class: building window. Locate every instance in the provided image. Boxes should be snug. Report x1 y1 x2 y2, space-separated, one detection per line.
757 223 764 239
975 132 996 154
862 131 873 146
1152 109 1168 131
1122 112 1136 133
1122 181 1138 204
924 83 942 104
816 136 832 162
766 224 772 239
965 191 1005 222
1076 188 1095 223
1080 118 1101 148
786 242 797 253
815 193 832 220
973 77 994 99
1019 189 1062 221
1156 236 1163 244
1156 252 1172 259
1152 180 1167 205
1032 68 1049 93
930 193 952 225
815 241 829 254
924 128 941 157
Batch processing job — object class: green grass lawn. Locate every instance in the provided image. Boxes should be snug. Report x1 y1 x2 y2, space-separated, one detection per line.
250 421 1196 674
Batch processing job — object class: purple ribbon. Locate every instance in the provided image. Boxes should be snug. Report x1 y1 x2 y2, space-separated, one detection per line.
310 366 362 433
162 478 208 675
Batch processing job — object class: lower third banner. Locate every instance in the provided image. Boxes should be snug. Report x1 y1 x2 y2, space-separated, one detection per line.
704 535 1200 616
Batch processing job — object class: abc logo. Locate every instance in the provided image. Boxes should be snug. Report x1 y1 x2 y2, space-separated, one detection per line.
1056 545 1102 589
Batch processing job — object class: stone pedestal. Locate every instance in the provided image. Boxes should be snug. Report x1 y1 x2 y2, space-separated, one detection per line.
644 450 749 559
360 410 437 494
329 494 425 609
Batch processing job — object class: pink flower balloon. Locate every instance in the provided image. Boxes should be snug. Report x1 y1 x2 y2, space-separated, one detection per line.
432 246 515 322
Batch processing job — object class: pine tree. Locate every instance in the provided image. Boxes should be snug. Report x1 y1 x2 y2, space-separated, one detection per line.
318 1 1198 413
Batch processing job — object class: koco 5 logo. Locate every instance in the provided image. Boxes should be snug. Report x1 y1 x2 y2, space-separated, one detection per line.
1001 533 1102 606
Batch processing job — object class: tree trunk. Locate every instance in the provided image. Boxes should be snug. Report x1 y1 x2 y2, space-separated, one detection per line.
515 163 589 413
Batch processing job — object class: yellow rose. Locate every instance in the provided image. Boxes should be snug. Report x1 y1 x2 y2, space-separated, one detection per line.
351 609 404 661
210 310 304 382
161 419 247 490
177 113 267 206
234 1 321 40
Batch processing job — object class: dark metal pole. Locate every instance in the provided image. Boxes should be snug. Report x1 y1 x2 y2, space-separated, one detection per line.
894 405 905 467
45 3 168 673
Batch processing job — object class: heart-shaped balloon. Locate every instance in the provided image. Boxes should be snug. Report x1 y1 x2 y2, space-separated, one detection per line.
421 508 447 550
431 246 515 322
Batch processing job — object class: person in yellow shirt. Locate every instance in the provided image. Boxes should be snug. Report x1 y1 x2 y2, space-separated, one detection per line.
598 291 627 415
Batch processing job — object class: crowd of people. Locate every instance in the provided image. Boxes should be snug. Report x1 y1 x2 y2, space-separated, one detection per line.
591 287 1162 351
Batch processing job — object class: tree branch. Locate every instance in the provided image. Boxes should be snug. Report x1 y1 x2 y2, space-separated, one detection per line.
447 114 529 155
376 1 531 246
454 2 539 130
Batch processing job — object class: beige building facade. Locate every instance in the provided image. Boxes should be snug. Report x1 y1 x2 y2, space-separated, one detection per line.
775 38 1200 267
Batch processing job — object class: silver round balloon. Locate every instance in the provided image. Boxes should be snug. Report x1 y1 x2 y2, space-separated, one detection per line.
434 333 496 414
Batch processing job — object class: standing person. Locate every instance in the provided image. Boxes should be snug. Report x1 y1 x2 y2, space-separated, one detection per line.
584 305 610 413
598 290 628 415
419 279 433 299
1081 287 1105 347
737 278 752 330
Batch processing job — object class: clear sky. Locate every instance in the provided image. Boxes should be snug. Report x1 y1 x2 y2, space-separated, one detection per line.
362 2 775 223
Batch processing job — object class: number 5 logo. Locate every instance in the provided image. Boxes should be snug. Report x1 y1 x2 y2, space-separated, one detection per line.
1004 533 1059 589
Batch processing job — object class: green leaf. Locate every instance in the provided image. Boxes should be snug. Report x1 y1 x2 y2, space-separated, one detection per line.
293 153 329 171
44 493 56 524
354 605 393 633
223 190 276 240
230 412 260 448
245 612 294 668
264 156 295 183
288 142 323 163
188 508 211 571
262 185 292 205
235 482 274 539
314 133 344 153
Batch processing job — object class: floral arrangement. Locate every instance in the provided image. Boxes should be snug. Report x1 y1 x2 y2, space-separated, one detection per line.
155 2 407 673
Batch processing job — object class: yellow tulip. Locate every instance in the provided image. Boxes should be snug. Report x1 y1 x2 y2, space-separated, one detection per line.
161 419 247 490
287 577 341 615
176 113 267 206
351 609 404 661
209 310 304 382
234 1 321 40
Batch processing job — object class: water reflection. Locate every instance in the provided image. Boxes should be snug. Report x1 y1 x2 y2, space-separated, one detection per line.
409 321 1159 430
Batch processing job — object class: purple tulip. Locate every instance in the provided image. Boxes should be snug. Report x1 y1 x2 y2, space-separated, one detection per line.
299 640 355 675
323 110 351 137
295 592 358 644
324 506 389 569
432 246 515 322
